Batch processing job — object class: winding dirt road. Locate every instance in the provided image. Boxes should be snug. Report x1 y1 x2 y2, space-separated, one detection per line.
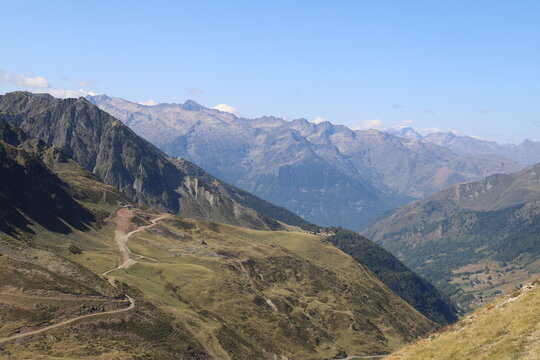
0 208 167 345
0 298 135 344
102 209 169 279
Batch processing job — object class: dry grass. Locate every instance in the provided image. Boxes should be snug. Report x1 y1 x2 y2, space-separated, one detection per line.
107 217 436 359
385 281 540 360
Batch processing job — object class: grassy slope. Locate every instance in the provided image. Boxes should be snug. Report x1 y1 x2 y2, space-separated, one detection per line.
385 280 540 360
110 216 436 359
0 209 437 359
0 150 437 358
326 228 457 325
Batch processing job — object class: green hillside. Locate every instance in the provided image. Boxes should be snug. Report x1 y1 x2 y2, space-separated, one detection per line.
364 164 540 311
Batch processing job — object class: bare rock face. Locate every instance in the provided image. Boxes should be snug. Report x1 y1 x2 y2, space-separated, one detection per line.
88 95 523 230
0 92 309 231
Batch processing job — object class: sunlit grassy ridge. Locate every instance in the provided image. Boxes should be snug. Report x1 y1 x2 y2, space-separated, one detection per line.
385 280 540 360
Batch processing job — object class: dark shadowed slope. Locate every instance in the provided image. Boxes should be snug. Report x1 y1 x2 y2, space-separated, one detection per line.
0 119 95 235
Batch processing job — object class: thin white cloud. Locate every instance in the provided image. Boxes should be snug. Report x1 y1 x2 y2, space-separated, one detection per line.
139 100 158 106
351 119 388 131
44 88 98 98
470 135 493 141
397 119 415 127
212 104 237 114
312 117 327 124
186 88 204 95
77 79 97 88
1 71 50 88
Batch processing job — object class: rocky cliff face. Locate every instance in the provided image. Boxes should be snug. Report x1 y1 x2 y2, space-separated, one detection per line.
88 95 523 230
0 92 309 230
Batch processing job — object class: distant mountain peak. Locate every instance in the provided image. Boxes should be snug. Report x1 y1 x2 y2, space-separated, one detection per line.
387 126 423 139
182 99 205 111
85 94 111 106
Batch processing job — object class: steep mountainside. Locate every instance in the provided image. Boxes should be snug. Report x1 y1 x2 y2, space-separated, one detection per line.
364 164 540 310
0 126 438 359
87 95 522 230
0 92 312 231
386 279 540 360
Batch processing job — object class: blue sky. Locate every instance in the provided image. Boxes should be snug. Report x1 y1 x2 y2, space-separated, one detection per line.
1 1 538 143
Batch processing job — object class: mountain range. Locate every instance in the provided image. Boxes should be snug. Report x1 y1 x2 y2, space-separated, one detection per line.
3 90 540 358
387 126 540 165
86 95 524 231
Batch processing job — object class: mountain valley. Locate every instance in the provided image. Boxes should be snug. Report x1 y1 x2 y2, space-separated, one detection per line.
0 94 459 359
3 3 539 359
0 91 537 359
